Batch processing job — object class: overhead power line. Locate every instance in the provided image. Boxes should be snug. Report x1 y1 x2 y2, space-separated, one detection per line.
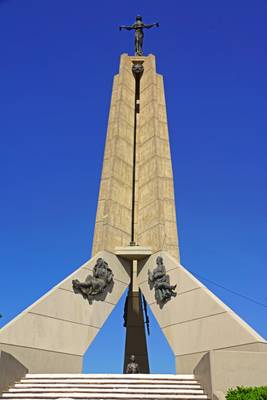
188 269 267 309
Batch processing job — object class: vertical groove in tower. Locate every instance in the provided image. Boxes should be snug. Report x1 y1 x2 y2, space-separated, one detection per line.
92 54 179 261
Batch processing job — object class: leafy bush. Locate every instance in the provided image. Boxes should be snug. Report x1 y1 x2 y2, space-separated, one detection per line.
226 386 267 400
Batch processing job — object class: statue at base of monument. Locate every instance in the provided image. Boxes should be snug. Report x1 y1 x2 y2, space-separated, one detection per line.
126 355 140 374
148 256 177 304
72 258 113 300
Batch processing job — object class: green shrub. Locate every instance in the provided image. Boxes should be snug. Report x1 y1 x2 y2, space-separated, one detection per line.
226 386 267 400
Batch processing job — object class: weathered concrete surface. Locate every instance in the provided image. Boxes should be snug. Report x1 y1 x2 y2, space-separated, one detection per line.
92 54 180 260
138 251 266 374
211 350 267 397
0 251 130 373
0 344 83 374
0 351 28 395
194 349 267 400
137 55 179 260
194 352 213 400
92 54 135 254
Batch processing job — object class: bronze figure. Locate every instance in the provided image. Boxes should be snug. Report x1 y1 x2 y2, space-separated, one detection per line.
148 256 177 304
72 258 113 300
120 15 159 56
126 354 140 373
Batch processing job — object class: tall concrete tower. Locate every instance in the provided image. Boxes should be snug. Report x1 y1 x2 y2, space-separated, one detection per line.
92 54 180 372
92 54 179 261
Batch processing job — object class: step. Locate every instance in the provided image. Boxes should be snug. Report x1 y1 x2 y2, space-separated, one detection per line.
1 373 208 400
20 379 199 385
25 374 196 380
2 393 208 399
9 388 205 394
15 384 202 389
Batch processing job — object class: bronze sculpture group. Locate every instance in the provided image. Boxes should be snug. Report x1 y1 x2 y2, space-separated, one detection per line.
72 258 113 300
148 256 177 303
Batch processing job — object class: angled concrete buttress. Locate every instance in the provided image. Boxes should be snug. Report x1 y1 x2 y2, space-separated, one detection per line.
0 252 130 373
138 252 266 372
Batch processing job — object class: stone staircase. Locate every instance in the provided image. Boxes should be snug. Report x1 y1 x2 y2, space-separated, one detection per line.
0 373 208 399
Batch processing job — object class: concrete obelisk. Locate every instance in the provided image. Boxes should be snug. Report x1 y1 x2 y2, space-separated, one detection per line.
92 54 179 260
92 53 180 372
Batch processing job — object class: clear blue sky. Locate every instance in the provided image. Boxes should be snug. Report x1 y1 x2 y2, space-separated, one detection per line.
0 0 266 373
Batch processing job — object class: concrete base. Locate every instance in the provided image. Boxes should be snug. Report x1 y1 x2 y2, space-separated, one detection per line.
0 344 82 374
0 351 28 395
194 347 267 400
174 342 267 373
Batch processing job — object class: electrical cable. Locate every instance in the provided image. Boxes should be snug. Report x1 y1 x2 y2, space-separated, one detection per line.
187 269 267 309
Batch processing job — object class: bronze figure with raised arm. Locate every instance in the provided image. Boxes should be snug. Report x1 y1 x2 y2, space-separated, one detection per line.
120 15 159 56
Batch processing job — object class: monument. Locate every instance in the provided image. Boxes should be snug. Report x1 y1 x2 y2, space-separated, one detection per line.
0 15 267 399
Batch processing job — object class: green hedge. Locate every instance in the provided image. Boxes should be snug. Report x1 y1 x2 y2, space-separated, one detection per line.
226 386 267 400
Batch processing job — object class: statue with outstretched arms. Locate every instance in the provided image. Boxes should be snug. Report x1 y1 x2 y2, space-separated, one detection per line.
120 15 159 56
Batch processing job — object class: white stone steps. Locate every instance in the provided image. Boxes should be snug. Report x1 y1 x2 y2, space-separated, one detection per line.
15 384 201 389
25 374 195 379
2 394 208 399
1 373 208 400
20 379 199 385
9 388 204 394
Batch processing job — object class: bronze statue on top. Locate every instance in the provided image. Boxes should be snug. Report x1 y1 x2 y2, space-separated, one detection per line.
148 256 177 304
120 15 159 56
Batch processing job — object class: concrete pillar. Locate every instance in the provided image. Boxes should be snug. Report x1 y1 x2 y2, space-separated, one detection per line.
92 54 180 260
